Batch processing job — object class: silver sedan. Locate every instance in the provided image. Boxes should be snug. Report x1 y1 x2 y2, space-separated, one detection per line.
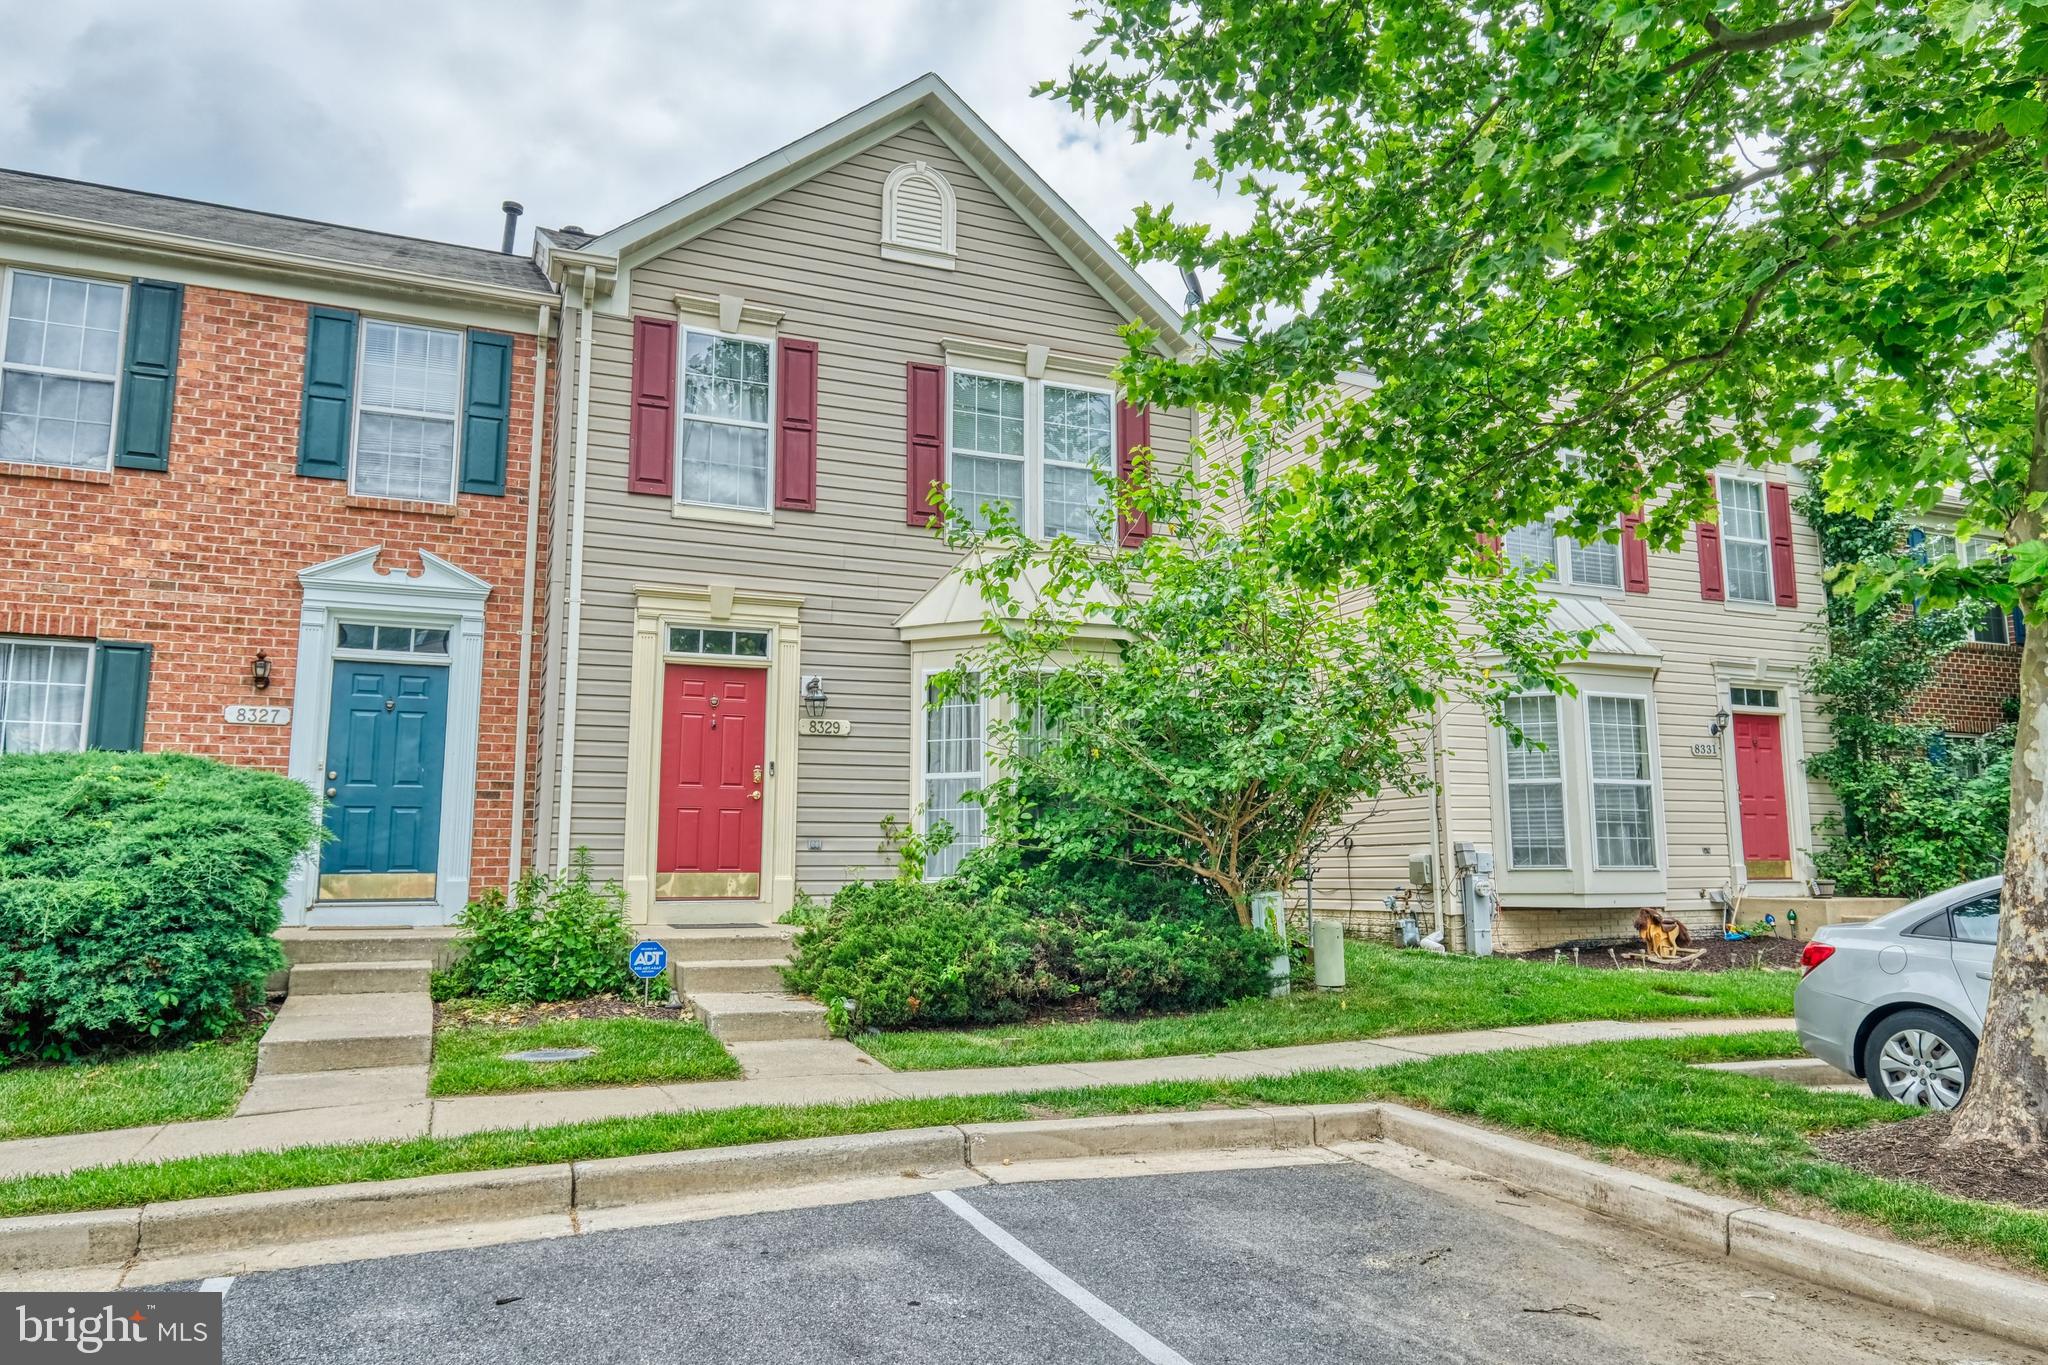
1793 876 1999 1110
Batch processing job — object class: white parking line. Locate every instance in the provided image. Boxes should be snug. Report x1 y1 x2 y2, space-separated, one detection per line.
199 1276 234 1297
931 1189 1192 1365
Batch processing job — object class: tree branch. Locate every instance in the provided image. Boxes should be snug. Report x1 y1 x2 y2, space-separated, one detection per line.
1667 5 1853 73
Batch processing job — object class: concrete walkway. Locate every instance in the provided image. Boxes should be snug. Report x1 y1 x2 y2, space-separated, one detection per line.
0 1017 1792 1180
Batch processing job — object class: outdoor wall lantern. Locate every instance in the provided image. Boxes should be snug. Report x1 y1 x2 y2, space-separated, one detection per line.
801 674 830 718
1709 707 1730 738
252 653 272 691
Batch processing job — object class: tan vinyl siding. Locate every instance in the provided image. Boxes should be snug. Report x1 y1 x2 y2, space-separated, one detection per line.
556 122 1185 896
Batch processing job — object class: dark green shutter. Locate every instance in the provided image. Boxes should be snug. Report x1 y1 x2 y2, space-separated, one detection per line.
87 641 152 752
296 306 358 480
460 329 513 496
114 280 182 471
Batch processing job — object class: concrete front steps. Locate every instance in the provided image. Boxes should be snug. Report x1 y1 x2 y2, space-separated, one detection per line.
665 925 829 1043
242 929 442 1113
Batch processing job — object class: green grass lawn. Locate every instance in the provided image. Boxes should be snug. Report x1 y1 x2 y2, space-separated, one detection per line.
860 940 1797 1070
429 1011 742 1098
7 1029 2043 1281
0 1031 260 1141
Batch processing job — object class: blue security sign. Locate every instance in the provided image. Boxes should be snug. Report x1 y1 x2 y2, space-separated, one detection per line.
628 939 670 980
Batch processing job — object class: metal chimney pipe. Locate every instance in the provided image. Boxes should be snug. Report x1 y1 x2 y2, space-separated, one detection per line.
500 200 524 254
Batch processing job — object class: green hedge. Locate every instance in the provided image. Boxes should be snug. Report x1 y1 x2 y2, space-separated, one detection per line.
0 751 318 1060
433 851 636 1004
784 851 1273 1033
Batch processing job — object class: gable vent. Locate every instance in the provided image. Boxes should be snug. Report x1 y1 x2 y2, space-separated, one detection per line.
881 161 957 267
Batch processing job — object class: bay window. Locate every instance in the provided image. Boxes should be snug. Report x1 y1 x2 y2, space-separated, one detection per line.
1502 693 1567 869
922 674 985 878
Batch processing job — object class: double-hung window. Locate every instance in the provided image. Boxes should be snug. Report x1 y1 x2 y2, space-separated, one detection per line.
1502 693 1567 869
1587 695 1656 868
1503 519 1621 590
948 370 1115 543
1964 539 2011 645
0 270 125 471
949 372 1027 530
922 675 985 879
0 637 92 754
1041 385 1114 540
353 320 462 502
1717 476 1774 604
679 330 773 510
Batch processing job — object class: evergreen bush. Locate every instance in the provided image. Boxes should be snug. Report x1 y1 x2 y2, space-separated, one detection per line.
0 751 318 1060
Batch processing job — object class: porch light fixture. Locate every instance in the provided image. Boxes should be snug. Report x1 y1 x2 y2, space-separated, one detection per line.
1709 707 1730 737
801 675 830 718
251 652 272 691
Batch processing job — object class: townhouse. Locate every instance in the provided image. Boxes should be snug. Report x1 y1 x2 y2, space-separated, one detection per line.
528 75 1186 925
0 169 555 927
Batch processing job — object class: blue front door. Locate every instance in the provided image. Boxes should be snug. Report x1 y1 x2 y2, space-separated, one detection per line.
319 660 449 900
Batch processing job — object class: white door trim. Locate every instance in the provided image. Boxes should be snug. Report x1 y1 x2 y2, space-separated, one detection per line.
1712 661 1814 892
284 548 492 927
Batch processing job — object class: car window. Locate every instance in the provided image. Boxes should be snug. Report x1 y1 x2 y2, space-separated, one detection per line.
1951 894 2001 945
1906 910 1953 940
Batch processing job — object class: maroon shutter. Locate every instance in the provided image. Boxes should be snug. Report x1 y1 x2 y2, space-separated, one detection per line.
775 338 819 511
1766 480 1798 607
1621 512 1650 594
1116 400 1152 545
905 362 945 525
628 317 676 496
1696 522 1725 601
1477 533 1503 556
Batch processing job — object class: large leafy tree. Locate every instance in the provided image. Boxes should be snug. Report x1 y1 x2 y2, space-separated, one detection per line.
1049 0 2048 1152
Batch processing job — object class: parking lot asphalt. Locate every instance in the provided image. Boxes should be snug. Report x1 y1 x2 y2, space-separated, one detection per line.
186 1156 2043 1364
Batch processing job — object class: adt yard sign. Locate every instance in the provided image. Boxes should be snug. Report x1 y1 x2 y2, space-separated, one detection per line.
628 940 669 980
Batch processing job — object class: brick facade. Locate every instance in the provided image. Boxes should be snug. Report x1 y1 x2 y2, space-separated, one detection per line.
0 283 543 894
1912 640 2021 736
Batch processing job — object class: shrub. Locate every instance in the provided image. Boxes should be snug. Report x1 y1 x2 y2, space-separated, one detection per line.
0 751 318 1061
784 849 1272 1034
434 852 635 1003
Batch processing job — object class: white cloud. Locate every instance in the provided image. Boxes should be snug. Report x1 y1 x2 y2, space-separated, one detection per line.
0 0 1245 302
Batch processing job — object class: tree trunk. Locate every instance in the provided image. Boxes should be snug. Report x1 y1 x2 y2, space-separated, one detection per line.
1946 314 2048 1154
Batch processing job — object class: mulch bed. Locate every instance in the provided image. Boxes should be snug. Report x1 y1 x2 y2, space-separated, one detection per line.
1811 1114 2048 1211
1504 934 1805 973
435 994 690 1029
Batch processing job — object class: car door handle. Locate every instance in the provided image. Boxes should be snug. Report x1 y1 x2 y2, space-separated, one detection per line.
1977 971 1993 981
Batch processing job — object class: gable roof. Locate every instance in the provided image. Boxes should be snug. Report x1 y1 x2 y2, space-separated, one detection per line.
0 167 553 296
567 73 1186 351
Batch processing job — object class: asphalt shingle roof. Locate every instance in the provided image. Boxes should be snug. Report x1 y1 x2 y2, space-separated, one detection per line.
0 167 554 294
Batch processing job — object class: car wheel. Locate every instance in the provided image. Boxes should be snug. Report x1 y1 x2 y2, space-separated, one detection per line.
1862 1009 1976 1111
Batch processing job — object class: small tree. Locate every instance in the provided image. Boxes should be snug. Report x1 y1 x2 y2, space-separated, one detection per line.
934 466 1587 930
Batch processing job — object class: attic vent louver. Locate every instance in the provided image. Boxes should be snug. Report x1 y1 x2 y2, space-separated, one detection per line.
881 161 957 269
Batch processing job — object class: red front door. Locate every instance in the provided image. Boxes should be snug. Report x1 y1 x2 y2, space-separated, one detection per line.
657 663 766 899
1732 712 1791 877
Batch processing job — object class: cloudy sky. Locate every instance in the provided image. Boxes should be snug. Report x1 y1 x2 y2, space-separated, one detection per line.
0 0 1235 300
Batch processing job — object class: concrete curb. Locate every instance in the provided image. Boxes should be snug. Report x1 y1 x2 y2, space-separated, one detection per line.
3 1101 2042 1354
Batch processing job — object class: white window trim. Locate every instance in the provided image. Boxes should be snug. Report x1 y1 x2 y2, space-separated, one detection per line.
1490 673 1667 906
0 634 95 755
673 324 776 523
917 665 987 880
1501 690 1570 871
1505 517 1623 595
1717 474 1775 606
0 267 128 474
945 365 1115 545
347 317 465 506
1582 690 1660 871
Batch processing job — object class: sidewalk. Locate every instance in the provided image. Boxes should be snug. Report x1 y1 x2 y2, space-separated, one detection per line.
0 1017 1793 1180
